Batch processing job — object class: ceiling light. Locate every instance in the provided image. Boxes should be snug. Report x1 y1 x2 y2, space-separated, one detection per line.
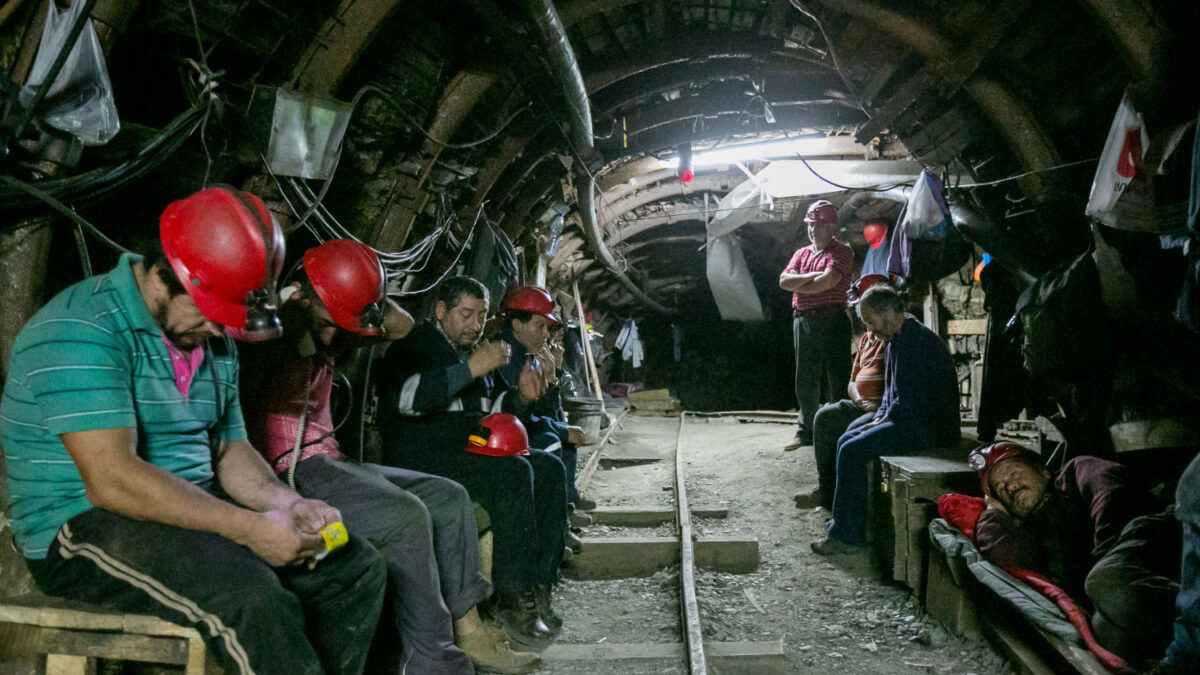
658 136 866 170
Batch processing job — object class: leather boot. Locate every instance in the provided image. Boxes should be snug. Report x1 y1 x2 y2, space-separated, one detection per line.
497 590 555 644
534 583 563 631
566 529 584 554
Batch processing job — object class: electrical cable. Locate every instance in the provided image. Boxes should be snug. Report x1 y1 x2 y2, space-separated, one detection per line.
352 84 530 150
390 202 486 297
954 157 1100 188
0 174 129 252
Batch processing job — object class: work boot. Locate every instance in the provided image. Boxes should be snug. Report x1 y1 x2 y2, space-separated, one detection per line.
569 508 593 528
497 590 555 645
784 431 812 452
561 545 573 562
456 622 541 674
534 583 563 631
793 488 830 510
574 494 597 511
810 536 867 557
566 529 584 554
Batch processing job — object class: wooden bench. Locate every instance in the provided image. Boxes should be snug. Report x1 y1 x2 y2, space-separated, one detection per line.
0 594 207 674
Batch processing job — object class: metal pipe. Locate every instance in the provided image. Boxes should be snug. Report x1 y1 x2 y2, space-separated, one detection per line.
521 0 670 314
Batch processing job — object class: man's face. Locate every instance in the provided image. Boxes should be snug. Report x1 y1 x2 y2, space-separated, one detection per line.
436 294 487 349
512 314 550 352
989 460 1051 519
305 297 341 350
807 220 836 249
859 304 903 340
152 287 225 351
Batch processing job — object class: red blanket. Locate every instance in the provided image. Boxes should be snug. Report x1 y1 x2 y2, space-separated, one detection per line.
936 493 1133 674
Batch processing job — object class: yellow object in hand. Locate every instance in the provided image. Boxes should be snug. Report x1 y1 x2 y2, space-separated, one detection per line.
314 522 348 561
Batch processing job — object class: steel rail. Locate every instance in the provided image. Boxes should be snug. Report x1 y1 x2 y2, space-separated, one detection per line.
675 412 707 674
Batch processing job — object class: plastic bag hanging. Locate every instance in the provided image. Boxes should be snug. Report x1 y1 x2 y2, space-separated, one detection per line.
1085 92 1155 231
18 0 120 145
900 170 950 241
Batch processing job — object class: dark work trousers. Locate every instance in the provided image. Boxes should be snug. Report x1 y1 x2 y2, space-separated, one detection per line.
391 444 568 593
1163 453 1200 674
827 420 918 546
793 309 852 437
812 399 875 502
27 507 386 675
1085 512 1181 664
531 424 581 504
292 455 491 675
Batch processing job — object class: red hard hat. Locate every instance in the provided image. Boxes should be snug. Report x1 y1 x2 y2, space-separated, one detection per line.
863 220 888 249
160 187 285 339
968 441 1043 497
803 199 838 225
855 274 889 297
304 240 387 336
501 286 560 326
464 413 531 457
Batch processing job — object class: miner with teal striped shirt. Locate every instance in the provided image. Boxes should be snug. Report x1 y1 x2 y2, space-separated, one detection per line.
0 187 385 675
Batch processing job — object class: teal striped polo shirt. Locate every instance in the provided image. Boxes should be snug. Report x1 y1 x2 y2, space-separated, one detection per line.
1 253 246 559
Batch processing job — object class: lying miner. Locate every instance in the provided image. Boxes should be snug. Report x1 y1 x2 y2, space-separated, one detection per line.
971 442 1181 667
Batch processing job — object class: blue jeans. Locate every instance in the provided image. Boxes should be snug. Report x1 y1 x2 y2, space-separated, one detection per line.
827 420 917 546
1162 453 1200 672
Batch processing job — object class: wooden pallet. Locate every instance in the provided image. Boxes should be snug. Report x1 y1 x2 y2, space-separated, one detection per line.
0 597 206 675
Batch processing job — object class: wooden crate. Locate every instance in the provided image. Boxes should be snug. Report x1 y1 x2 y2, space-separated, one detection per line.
0 597 207 675
876 455 981 606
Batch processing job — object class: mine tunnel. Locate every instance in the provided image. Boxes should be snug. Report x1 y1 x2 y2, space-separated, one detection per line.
1 1 1199 673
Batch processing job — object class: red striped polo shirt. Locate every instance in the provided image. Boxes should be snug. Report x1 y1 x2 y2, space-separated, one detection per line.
785 238 854 313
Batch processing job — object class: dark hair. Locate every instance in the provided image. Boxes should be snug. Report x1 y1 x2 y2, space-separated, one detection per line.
858 284 904 316
504 309 536 331
438 276 488 310
139 238 188 298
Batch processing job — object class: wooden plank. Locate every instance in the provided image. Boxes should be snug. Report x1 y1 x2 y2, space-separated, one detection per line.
590 506 728 526
541 640 785 673
0 624 191 665
562 535 760 579
947 319 989 335
45 654 93 675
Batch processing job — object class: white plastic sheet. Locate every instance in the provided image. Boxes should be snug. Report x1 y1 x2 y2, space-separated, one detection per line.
706 233 765 321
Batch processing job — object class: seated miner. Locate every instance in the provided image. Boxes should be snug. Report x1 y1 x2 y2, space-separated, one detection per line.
0 188 387 675
1157 451 1200 674
493 286 596 519
236 240 539 674
972 442 1181 666
812 284 960 556
375 275 568 645
794 276 889 511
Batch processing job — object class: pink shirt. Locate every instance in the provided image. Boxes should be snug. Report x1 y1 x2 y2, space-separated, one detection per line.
161 334 205 398
784 238 853 313
251 355 343 473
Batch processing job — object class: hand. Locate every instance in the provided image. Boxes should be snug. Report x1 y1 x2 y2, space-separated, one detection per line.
855 399 879 413
567 425 589 446
537 345 558 385
518 361 546 403
288 498 341 534
548 340 565 371
984 494 1007 513
248 508 326 567
468 340 511 377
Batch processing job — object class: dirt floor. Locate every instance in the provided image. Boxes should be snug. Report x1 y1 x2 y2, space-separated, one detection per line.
541 413 1012 674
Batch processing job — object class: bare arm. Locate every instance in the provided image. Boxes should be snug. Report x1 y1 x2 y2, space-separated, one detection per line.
62 428 324 566
213 438 303 512
779 271 814 292
382 299 414 340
